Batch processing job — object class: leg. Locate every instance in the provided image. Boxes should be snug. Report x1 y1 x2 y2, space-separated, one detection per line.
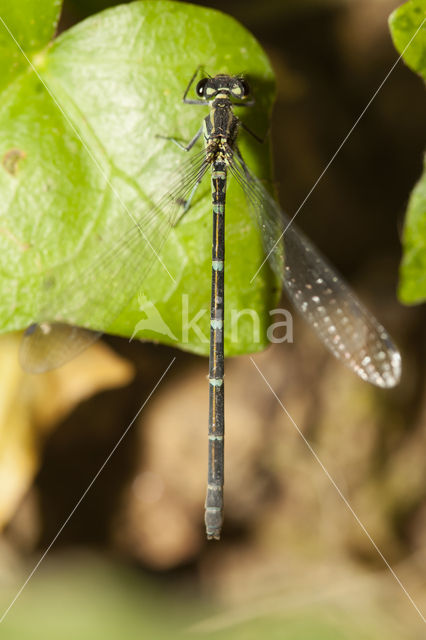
158 125 206 219
234 143 253 182
156 124 204 152
240 121 268 144
183 66 210 105
233 98 255 108
171 170 205 224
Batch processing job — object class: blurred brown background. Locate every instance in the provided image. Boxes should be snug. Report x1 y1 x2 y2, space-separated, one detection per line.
1 1 425 638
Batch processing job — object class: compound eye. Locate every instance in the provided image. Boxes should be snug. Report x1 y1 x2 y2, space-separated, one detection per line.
196 78 208 97
240 78 250 97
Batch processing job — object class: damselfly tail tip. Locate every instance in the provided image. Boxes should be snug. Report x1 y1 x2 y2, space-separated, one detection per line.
206 532 221 541
205 509 223 541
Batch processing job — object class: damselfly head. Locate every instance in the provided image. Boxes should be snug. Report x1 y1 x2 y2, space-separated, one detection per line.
195 75 250 101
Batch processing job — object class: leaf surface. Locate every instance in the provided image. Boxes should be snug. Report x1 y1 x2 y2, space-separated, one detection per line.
389 0 426 304
0 0 277 356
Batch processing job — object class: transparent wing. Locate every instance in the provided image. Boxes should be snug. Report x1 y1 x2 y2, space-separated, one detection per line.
230 154 401 388
20 148 210 373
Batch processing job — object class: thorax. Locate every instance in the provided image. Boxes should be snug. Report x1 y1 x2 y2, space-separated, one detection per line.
204 98 239 145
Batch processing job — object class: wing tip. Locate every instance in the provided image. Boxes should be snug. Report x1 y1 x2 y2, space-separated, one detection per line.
363 348 402 389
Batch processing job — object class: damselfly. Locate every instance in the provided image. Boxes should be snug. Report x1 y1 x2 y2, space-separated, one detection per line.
20 71 401 540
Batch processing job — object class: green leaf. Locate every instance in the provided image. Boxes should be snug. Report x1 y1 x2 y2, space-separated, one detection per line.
0 0 62 93
398 157 426 304
0 0 278 357
389 0 426 304
389 0 426 81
